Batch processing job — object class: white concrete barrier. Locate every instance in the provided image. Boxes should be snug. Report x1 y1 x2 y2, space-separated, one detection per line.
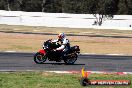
0 10 132 30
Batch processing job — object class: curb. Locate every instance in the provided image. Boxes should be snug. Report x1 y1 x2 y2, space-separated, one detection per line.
0 70 132 75
47 71 132 75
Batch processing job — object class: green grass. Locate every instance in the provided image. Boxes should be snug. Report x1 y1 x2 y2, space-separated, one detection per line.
0 72 131 88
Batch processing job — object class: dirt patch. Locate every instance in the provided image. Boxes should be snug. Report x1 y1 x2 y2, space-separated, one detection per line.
1 24 132 36
0 24 132 55
1 32 132 55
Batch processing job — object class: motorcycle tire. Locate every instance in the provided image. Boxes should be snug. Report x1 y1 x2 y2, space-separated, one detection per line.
34 52 47 64
64 53 77 65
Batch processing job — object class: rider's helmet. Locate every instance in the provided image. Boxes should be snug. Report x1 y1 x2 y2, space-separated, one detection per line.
58 33 65 40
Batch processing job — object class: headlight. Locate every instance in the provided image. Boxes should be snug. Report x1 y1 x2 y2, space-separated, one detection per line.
43 45 48 49
43 45 45 49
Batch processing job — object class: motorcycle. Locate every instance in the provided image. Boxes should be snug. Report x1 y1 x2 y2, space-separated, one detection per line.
34 39 80 64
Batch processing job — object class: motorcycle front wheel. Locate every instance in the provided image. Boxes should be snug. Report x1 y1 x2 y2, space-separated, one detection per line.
34 52 47 64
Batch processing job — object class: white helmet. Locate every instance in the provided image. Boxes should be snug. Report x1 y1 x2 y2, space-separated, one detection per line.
58 33 65 39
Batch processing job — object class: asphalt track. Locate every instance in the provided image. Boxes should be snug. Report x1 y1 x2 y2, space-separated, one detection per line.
0 52 132 72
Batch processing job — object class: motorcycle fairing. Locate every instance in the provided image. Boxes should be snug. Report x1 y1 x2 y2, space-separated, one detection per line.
39 49 46 55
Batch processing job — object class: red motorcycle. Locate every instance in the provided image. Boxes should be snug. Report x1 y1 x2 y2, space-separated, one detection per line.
34 39 80 64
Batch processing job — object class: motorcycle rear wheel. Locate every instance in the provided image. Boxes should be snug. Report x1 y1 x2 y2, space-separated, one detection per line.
64 53 77 65
34 52 47 64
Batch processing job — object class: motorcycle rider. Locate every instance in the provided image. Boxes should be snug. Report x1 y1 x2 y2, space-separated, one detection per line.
52 33 70 59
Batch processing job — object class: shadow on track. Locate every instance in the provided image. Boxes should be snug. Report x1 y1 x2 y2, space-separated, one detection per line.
80 54 132 60
35 63 85 65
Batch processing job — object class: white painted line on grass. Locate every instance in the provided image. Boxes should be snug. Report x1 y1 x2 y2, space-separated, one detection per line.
4 51 16 52
106 54 125 56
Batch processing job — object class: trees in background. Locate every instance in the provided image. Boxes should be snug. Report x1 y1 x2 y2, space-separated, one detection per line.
0 0 131 14
88 0 119 25
1 0 131 26
118 0 132 14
